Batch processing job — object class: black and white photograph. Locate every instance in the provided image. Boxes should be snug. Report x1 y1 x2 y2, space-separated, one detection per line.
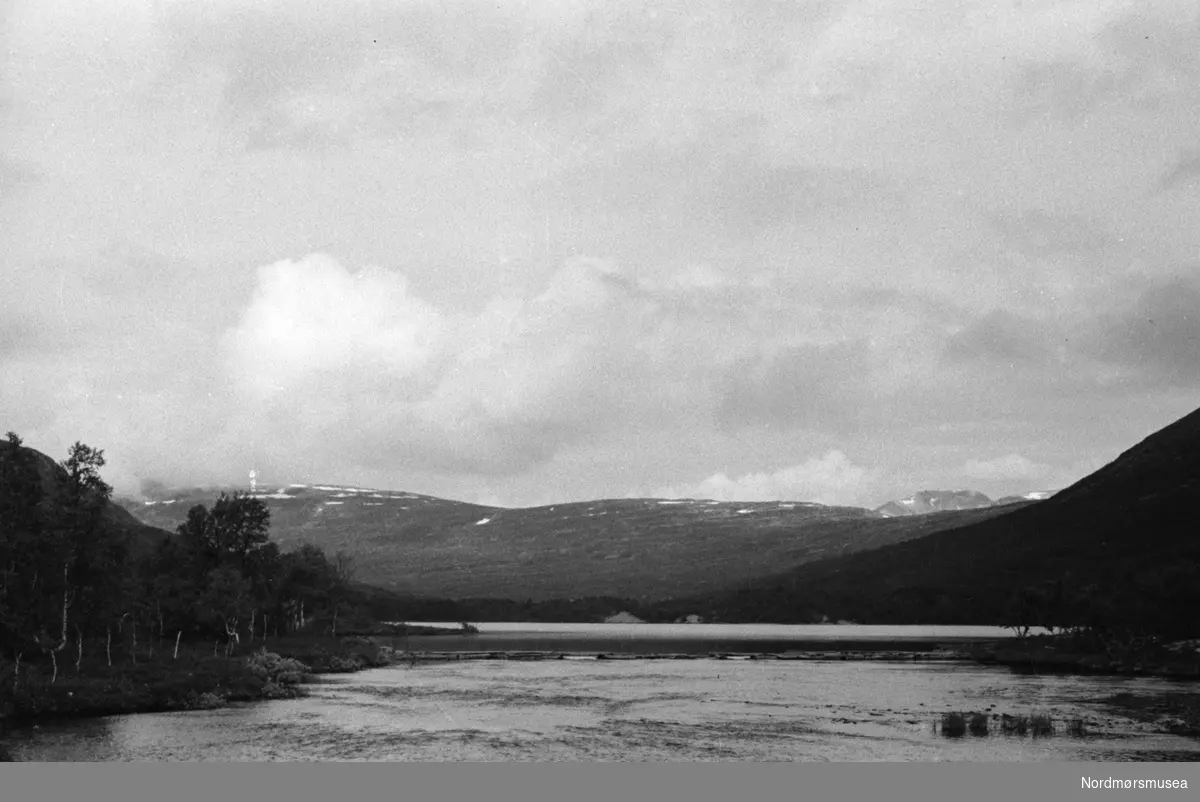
1 0 1198 772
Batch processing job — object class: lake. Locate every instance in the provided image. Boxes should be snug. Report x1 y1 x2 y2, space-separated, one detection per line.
4 625 1196 761
391 622 1053 655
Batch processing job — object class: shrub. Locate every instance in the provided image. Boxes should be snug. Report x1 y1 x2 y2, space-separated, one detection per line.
245 648 311 685
326 654 366 672
185 691 225 710
968 712 989 736
260 680 303 700
1066 718 1087 737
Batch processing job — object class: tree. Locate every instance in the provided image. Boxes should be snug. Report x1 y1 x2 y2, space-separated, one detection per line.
0 433 45 689
57 442 131 672
177 492 271 574
201 566 252 657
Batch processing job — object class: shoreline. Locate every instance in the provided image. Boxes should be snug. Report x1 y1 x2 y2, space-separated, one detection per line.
5 630 1197 752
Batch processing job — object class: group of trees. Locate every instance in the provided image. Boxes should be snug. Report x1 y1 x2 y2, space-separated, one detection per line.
1 433 358 690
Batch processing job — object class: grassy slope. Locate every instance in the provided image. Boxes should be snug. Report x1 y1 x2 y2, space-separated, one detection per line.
116 487 1029 603
663 405 1200 626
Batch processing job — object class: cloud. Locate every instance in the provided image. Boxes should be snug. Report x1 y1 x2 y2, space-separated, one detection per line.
989 209 1118 259
0 154 38 198
1085 273 1200 388
944 310 1053 365
654 450 874 506
962 454 1054 482
715 340 870 433
222 253 701 476
1157 150 1200 193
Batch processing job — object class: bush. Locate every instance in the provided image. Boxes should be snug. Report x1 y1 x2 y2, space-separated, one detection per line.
245 648 311 685
1066 718 1087 737
260 680 303 700
184 691 225 710
968 712 989 736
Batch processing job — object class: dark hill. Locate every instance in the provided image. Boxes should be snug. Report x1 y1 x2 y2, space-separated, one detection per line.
0 440 169 554
663 406 1200 635
114 484 1026 603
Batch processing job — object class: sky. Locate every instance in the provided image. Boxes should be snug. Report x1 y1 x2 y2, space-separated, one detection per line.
2 0 1198 509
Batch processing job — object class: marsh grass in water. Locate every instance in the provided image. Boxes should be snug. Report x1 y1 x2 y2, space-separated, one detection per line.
941 711 1075 738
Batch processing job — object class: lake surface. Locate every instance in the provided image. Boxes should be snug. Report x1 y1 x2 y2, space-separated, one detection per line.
403 622 1043 640
5 625 1198 761
393 622 1050 655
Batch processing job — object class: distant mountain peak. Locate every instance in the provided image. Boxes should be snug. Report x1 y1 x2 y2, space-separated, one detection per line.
874 489 995 517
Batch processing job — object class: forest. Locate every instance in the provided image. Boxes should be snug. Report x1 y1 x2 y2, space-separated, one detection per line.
0 433 373 720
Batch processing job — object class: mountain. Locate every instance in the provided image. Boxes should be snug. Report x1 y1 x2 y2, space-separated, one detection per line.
114 484 1025 603
874 489 1057 517
874 490 994 517
994 490 1056 506
667 406 1200 635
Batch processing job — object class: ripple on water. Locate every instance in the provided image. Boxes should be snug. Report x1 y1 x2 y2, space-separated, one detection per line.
5 661 1198 761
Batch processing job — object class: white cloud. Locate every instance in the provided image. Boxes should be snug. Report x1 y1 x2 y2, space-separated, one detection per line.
654 451 875 507
222 253 714 475
962 454 1054 482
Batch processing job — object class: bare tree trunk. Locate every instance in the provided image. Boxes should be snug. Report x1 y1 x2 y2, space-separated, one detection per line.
130 616 138 665
223 618 240 658
249 609 256 645
157 600 164 640
213 640 218 658
13 652 21 693
300 600 305 630
44 570 74 683
331 607 338 640
75 623 83 674
106 626 112 667
174 631 181 660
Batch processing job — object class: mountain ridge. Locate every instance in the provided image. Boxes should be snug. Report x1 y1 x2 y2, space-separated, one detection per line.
663 405 1200 635
112 484 1026 603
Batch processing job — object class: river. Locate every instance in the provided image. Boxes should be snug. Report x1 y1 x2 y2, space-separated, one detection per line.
4 625 1197 761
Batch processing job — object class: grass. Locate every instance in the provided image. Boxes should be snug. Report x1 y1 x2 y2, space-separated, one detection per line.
1000 714 1029 735
940 712 967 737
1030 712 1055 737
940 711 1076 738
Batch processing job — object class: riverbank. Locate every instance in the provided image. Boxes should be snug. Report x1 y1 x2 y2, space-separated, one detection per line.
970 635 1200 680
0 624 465 736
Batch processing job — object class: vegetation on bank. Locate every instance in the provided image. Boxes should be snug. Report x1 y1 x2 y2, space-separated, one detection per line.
0 433 459 727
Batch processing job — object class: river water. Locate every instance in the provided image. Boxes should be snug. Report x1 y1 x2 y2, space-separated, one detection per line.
5 625 1198 761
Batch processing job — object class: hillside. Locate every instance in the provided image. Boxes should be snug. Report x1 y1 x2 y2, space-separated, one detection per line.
665 406 1200 635
0 439 169 555
114 485 1027 603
